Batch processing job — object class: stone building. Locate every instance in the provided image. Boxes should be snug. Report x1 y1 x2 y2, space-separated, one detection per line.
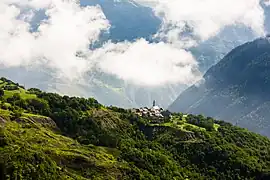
132 100 171 120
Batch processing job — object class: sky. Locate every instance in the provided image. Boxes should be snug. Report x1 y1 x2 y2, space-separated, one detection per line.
0 0 269 86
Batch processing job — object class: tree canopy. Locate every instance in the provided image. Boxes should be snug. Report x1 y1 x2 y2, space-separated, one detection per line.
0 77 270 180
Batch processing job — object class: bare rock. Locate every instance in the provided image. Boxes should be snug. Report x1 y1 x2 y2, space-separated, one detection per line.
15 116 58 130
0 116 6 125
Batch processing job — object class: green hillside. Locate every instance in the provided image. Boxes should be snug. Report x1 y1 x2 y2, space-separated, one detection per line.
0 77 270 180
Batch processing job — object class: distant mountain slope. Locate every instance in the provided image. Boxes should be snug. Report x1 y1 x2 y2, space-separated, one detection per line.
169 38 270 137
0 0 264 109
80 0 161 42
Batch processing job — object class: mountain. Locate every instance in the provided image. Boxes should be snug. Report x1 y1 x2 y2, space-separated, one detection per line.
0 0 266 109
169 37 270 137
80 0 161 42
1 77 270 179
0 0 177 109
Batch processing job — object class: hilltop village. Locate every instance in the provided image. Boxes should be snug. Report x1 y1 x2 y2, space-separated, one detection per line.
131 100 172 120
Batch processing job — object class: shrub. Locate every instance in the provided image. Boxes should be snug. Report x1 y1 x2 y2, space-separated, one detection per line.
11 109 23 119
0 89 4 97
3 85 19 91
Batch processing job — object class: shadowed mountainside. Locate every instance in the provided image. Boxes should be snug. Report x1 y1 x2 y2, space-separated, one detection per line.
169 38 270 137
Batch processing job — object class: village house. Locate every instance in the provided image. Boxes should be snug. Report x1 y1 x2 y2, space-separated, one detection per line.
132 100 171 121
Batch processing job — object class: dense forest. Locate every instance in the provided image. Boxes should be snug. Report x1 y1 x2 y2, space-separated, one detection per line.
0 77 270 180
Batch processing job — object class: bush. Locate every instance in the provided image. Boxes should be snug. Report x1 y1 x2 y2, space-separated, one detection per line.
0 89 4 97
0 77 7 82
3 85 19 91
186 114 215 131
0 128 7 147
176 121 184 125
28 88 42 95
0 103 8 110
7 93 21 104
11 109 23 119
26 98 50 114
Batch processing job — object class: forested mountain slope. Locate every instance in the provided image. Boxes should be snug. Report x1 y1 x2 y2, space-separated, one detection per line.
169 38 270 137
0 77 270 179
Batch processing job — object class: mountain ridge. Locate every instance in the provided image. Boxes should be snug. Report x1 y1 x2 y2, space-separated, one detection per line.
169 37 270 137
0 0 262 109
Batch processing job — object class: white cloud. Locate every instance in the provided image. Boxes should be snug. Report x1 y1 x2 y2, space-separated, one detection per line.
92 39 201 86
0 0 109 79
95 0 267 86
2 0 52 9
0 0 202 87
134 0 266 42
264 0 270 6
0 0 268 87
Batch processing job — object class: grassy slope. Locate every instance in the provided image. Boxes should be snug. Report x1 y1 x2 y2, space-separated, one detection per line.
0 79 128 179
0 80 36 107
151 114 220 132
0 78 270 180
0 118 129 180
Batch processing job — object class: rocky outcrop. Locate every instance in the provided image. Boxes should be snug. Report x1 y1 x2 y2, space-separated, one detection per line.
15 116 58 130
0 116 6 124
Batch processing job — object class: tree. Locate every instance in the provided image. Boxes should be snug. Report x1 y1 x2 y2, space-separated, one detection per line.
12 93 21 101
0 89 4 97
11 109 23 120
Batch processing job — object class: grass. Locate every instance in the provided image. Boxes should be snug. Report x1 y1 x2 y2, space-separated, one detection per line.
3 88 36 99
1 119 128 179
151 114 220 133
171 115 206 131
0 81 7 87
151 120 205 132
0 109 11 119
214 124 220 131
23 112 48 119
0 80 36 100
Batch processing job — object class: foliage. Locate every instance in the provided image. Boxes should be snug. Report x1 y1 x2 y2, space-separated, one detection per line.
27 88 42 95
3 85 19 91
0 122 127 180
0 89 4 97
0 77 270 180
11 109 23 120
186 114 215 131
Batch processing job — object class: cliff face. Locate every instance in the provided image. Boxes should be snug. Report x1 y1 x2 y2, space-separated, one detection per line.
169 38 270 137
